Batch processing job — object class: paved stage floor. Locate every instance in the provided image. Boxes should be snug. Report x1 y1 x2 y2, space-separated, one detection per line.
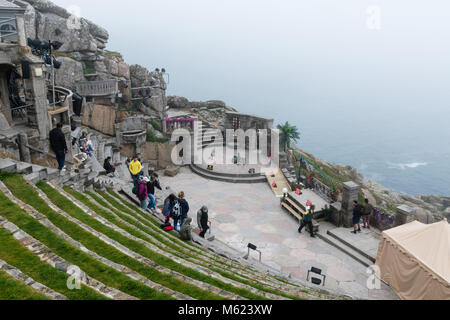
158 167 399 300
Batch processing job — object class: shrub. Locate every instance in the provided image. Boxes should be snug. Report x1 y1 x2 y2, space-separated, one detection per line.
83 60 96 75
146 130 168 143
150 120 162 132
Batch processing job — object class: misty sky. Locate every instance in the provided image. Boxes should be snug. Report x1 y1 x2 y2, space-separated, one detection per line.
50 0 450 194
50 0 450 117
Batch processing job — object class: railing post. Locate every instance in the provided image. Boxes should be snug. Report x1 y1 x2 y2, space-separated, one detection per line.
395 205 416 227
15 15 27 47
341 181 360 228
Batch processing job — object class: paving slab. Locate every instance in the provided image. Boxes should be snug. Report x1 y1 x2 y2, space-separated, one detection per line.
158 169 399 300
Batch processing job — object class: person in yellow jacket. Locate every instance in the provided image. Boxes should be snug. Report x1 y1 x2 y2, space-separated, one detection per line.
129 155 143 189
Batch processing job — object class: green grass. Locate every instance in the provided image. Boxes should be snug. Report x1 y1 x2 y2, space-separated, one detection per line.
95 190 216 259
105 189 260 268
0 270 49 300
1 176 221 300
83 60 96 75
99 50 123 58
49 185 267 300
0 175 176 300
104 189 288 279
146 130 169 143
91 191 264 285
94 190 300 293
150 120 162 132
106 190 311 291
99 190 305 299
0 193 107 300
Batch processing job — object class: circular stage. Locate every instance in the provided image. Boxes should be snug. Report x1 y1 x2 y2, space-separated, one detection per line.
190 147 274 184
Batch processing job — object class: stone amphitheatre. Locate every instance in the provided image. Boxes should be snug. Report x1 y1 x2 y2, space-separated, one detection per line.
1 0 448 301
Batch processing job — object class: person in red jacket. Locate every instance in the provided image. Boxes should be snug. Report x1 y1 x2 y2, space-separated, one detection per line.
138 176 149 209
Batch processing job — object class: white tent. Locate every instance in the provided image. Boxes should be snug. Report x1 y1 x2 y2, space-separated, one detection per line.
376 220 450 300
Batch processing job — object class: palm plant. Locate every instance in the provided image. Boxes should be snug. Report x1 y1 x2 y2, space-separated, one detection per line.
277 122 300 151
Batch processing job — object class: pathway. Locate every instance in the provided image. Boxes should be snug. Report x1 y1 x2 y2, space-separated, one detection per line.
159 167 399 300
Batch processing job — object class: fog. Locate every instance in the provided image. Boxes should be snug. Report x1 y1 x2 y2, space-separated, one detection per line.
51 0 450 195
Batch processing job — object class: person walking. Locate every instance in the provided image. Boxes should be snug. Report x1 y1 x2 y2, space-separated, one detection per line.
173 191 189 231
49 123 68 173
197 206 209 238
129 155 143 190
298 205 315 238
162 194 177 224
146 175 162 211
137 176 149 209
351 201 364 234
363 198 373 229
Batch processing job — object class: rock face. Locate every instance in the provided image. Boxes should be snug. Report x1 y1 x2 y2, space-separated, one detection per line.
54 57 84 89
167 96 189 109
130 66 167 117
21 0 137 92
23 0 108 53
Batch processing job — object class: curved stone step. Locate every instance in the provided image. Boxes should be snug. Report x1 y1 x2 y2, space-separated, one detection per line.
89 191 291 294
0 182 192 301
0 259 68 300
0 215 136 300
43 183 246 300
52 184 291 300
117 187 294 281
190 164 267 184
117 187 343 299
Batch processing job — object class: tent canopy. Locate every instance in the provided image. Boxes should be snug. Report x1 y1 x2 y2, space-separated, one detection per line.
382 220 450 283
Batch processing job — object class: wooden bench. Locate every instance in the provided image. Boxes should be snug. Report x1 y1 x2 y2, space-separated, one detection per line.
281 197 319 234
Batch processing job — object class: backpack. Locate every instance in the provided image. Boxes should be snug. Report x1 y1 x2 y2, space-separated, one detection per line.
163 226 174 232
171 200 181 219
160 222 171 229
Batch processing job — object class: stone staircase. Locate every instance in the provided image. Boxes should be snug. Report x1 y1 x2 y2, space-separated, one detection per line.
0 158 112 190
0 171 348 300
315 224 378 268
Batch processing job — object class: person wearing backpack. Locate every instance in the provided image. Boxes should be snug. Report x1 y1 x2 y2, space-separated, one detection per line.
138 176 149 209
298 205 315 238
173 191 189 231
162 194 176 224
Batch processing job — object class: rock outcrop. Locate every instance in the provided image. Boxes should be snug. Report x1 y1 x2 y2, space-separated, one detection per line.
21 0 144 97
295 148 450 222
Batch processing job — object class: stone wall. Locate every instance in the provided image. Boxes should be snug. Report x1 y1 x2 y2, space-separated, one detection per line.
143 141 174 170
119 144 135 160
224 112 274 131
81 104 116 136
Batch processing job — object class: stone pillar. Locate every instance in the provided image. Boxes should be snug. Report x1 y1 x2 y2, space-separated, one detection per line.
341 181 360 227
395 205 416 227
18 133 31 163
23 62 50 140
15 15 27 47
